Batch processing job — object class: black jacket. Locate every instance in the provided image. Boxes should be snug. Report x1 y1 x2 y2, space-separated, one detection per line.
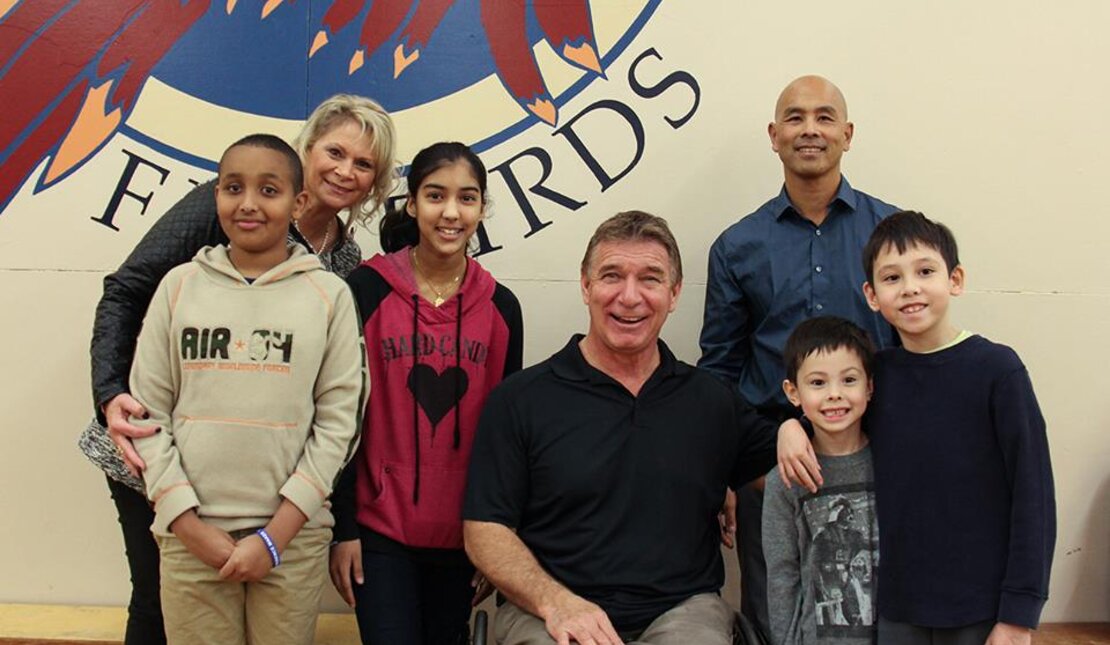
90 181 226 422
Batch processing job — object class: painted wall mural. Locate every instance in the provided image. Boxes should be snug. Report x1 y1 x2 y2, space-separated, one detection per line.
1 0 678 245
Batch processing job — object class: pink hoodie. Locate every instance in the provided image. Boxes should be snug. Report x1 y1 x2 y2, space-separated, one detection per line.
341 247 522 549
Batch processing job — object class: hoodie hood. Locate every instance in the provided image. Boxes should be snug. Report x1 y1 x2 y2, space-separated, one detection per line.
366 246 496 321
350 246 517 549
193 243 323 286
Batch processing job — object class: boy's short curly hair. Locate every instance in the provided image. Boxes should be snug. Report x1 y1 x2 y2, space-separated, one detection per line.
220 133 303 193
783 316 876 383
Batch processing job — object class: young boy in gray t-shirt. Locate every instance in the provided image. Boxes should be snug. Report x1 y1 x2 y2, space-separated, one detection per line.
763 317 879 645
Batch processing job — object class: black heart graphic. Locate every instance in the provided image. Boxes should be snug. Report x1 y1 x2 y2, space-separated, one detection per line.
407 365 469 429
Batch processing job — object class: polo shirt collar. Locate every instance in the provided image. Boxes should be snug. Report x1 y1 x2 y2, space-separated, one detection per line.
550 334 684 385
773 175 858 221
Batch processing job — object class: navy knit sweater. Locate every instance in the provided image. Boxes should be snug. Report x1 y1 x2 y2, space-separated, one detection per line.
868 335 1055 629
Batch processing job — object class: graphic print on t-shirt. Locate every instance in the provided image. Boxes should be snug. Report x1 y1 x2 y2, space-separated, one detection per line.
802 483 879 637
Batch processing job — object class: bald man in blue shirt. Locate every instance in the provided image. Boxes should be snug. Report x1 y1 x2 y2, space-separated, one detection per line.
698 75 898 640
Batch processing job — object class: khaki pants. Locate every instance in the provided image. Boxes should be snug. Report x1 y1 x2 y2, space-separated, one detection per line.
495 592 734 645
158 527 330 645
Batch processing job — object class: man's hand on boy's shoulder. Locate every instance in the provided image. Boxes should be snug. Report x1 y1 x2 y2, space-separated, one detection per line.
776 418 822 493
985 622 1032 645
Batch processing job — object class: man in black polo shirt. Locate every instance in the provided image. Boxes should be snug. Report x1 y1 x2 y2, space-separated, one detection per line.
463 211 778 644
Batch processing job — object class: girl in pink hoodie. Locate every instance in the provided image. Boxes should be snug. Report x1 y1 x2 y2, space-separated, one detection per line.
331 142 523 643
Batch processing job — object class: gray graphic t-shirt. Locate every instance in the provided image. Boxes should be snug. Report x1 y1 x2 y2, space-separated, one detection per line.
764 446 878 645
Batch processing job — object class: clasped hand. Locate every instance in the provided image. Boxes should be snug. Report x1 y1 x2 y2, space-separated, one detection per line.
171 511 274 582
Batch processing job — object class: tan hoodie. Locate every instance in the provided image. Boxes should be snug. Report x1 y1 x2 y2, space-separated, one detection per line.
132 244 367 535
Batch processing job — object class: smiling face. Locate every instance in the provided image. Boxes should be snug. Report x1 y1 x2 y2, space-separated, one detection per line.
215 144 306 276
581 239 681 362
769 76 853 184
406 159 484 259
302 119 377 215
864 242 965 352
783 346 873 450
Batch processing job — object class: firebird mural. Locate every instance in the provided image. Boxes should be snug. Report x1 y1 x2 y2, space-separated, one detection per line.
0 0 660 214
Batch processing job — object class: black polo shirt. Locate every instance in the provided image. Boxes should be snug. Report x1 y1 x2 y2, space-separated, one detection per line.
463 336 777 631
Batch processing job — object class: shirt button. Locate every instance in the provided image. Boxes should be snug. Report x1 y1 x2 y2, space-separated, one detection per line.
816 303 824 311
815 266 823 273
815 229 822 236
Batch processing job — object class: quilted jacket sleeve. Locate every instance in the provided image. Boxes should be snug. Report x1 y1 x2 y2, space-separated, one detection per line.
90 180 224 421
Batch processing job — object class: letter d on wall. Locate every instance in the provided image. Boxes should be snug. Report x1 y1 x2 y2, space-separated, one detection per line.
555 100 646 192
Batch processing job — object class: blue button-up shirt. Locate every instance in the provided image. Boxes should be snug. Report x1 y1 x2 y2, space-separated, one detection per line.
698 177 899 416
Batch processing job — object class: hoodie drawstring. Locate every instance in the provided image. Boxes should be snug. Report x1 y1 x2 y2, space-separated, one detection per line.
411 294 421 505
411 291 466 505
454 294 463 450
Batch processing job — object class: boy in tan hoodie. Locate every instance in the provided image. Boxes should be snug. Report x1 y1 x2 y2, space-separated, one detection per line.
131 134 367 645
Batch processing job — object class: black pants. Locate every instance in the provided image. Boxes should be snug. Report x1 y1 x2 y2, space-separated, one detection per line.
107 476 166 645
352 529 475 645
878 617 994 645
737 480 770 642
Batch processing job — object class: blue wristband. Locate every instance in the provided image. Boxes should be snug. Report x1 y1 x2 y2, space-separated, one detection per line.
256 528 280 567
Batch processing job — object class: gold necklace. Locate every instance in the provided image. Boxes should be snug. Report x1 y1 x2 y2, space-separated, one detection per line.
411 249 462 307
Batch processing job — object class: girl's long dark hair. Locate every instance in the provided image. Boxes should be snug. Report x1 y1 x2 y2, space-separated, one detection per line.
378 142 487 253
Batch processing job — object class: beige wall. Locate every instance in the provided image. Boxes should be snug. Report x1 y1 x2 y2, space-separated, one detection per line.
1 0 1106 622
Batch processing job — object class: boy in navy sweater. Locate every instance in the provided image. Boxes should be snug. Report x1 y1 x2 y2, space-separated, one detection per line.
780 211 1055 644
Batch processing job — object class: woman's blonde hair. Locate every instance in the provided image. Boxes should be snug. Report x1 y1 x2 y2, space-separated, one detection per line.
293 94 397 227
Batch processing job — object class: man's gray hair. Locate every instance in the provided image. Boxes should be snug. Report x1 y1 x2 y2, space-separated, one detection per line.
581 210 682 284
